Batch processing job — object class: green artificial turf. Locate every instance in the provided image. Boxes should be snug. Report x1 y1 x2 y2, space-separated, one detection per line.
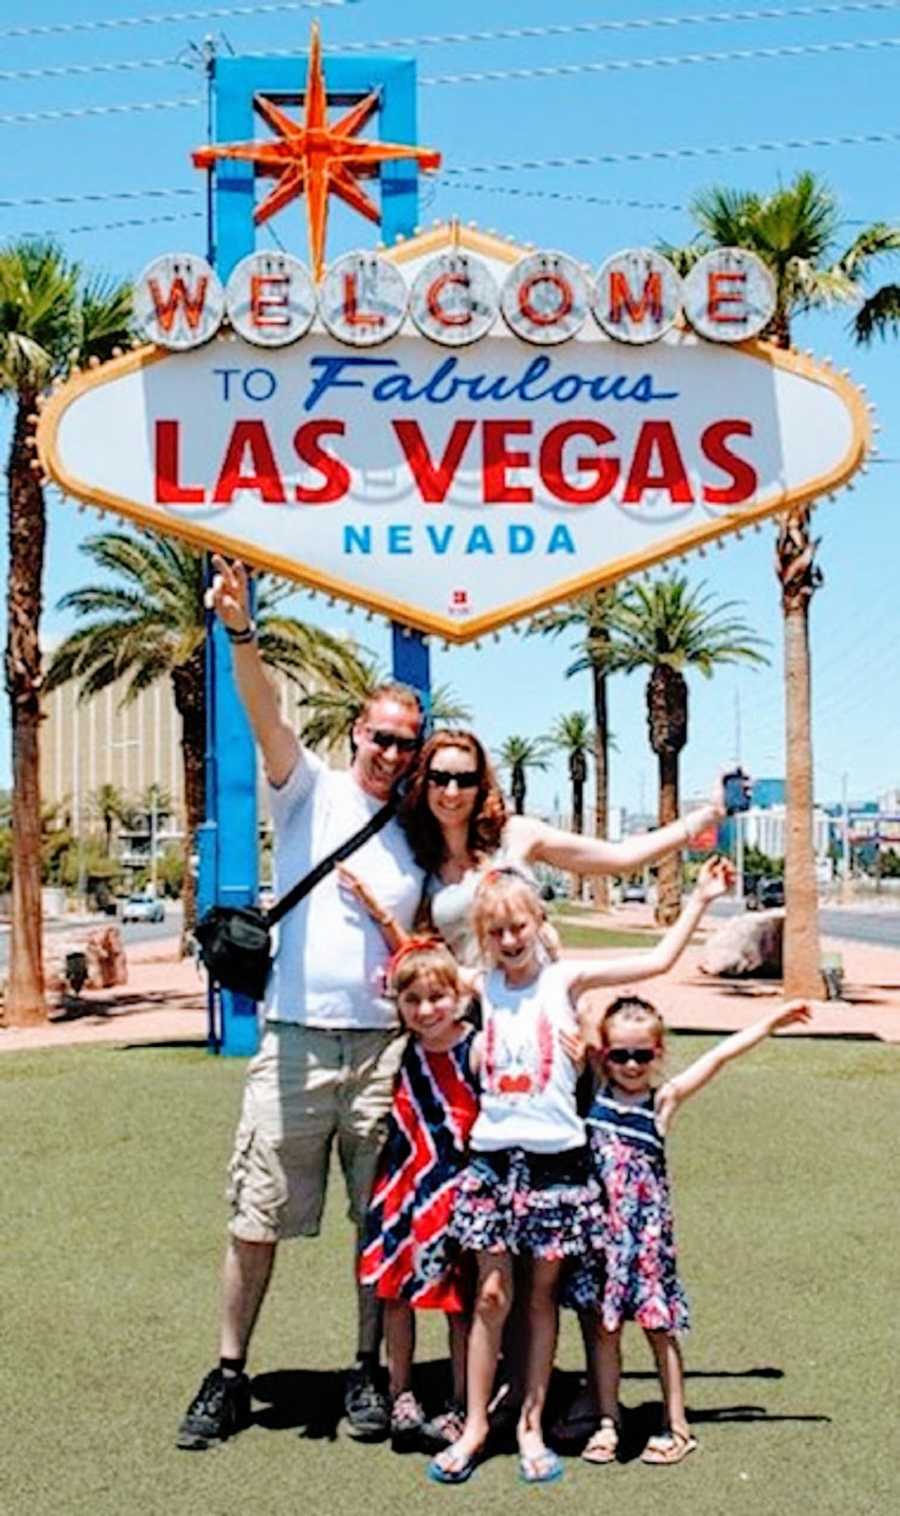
2 1035 898 1516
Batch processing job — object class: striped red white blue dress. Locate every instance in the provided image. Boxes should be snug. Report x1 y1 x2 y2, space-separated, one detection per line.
358 1028 479 1312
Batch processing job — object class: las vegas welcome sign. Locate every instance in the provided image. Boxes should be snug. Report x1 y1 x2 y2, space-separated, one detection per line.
38 224 870 643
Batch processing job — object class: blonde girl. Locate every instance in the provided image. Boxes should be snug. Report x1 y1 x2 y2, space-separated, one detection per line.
580 992 812 1468
429 858 733 1486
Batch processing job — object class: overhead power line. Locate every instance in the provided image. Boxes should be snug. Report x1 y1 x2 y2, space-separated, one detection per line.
23 211 205 238
0 188 199 209
1 0 899 43
421 33 900 87
5 131 896 224
0 1 363 41
442 129 900 176
0 56 185 84
6 31 900 123
0 97 201 127
6 24 900 87
440 182 686 215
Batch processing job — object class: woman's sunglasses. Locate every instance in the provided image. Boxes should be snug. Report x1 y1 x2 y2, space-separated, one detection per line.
427 769 480 789
605 1047 656 1066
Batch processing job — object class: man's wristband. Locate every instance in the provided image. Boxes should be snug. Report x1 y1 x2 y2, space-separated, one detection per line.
225 619 257 645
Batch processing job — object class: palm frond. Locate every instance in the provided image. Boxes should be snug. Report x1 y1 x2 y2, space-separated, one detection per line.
430 683 472 727
654 239 709 278
853 282 900 344
836 222 900 280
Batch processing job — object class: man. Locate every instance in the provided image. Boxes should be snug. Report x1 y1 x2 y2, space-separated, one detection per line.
178 556 424 1450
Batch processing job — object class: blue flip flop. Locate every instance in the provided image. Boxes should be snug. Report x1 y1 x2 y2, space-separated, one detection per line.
427 1444 479 1485
519 1448 564 1485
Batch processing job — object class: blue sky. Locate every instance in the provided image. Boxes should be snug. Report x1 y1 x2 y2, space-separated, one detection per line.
2 0 899 817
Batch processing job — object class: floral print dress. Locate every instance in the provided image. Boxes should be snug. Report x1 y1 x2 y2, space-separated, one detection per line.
585 1084 690 1334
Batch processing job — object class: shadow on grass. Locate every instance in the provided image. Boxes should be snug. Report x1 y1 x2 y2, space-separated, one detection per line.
114 1038 211 1052
252 1357 467 1441
610 1400 830 1464
545 1364 829 1462
48 989 204 1023
251 1368 346 1440
248 1359 823 1459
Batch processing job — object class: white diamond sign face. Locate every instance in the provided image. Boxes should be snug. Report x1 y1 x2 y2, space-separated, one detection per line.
39 229 869 644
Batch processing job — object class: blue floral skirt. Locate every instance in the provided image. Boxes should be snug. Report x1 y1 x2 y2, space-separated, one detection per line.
449 1146 605 1267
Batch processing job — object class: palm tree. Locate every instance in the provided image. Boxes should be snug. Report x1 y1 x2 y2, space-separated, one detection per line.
44 530 358 944
141 783 174 827
609 575 766 924
91 782 130 856
549 711 593 900
528 588 626 906
663 174 900 989
497 734 552 816
549 712 592 837
298 651 471 754
1 238 132 1025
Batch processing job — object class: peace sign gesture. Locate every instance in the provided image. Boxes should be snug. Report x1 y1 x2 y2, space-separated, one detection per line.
207 554 252 635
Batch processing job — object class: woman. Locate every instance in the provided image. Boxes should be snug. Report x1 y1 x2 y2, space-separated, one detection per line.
400 729 724 963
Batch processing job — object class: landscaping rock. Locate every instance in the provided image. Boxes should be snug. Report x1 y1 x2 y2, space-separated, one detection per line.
85 926 128 988
699 910 784 978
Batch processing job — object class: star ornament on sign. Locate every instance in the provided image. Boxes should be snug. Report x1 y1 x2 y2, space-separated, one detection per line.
191 23 441 281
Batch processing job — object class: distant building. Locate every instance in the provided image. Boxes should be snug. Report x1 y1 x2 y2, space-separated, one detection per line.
751 777 785 809
742 804 831 861
40 678 183 828
39 668 330 845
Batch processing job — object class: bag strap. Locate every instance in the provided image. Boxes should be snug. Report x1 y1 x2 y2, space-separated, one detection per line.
265 795 395 928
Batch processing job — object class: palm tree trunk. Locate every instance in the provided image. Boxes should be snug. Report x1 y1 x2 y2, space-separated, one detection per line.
572 772 584 903
656 749 681 925
648 663 687 927
4 392 47 1025
572 776 584 836
172 649 205 952
778 508 822 996
591 663 610 909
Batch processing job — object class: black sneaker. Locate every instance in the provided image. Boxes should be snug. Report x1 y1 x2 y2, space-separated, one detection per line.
176 1367 251 1451
343 1363 390 1441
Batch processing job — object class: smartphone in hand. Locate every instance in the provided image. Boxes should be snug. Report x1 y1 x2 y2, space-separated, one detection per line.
723 768 752 814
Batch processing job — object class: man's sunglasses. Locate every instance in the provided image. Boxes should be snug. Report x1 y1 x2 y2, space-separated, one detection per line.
366 728 420 754
427 769 480 789
605 1047 656 1066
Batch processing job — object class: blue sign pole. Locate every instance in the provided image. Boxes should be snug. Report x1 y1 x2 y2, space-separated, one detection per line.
202 49 429 1054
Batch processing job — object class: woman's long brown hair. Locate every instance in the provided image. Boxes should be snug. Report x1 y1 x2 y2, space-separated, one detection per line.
400 730 507 874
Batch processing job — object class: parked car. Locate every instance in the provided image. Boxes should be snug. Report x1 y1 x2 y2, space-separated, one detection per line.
746 877 785 912
121 893 165 923
621 878 648 903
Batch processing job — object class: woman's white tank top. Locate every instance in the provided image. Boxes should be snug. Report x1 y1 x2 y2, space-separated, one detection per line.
428 844 538 966
470 962 585 1155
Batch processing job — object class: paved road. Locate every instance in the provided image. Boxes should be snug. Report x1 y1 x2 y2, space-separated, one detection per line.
0 907 183 971
710 899 900 947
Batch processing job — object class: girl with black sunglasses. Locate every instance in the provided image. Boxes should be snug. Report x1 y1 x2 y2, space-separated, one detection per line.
576 987 812 1469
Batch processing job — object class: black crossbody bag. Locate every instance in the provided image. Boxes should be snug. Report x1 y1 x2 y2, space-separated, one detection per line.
194 797 395 1001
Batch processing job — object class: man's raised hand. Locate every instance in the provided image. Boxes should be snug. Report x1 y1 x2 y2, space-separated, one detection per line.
206 555 251 634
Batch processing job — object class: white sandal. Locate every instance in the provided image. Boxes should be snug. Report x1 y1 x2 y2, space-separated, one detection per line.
581 1417 619 1465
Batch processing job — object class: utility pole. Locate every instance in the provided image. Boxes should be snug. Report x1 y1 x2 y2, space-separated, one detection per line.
149 784 159 897
836 770 842 897
733 689 744 902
